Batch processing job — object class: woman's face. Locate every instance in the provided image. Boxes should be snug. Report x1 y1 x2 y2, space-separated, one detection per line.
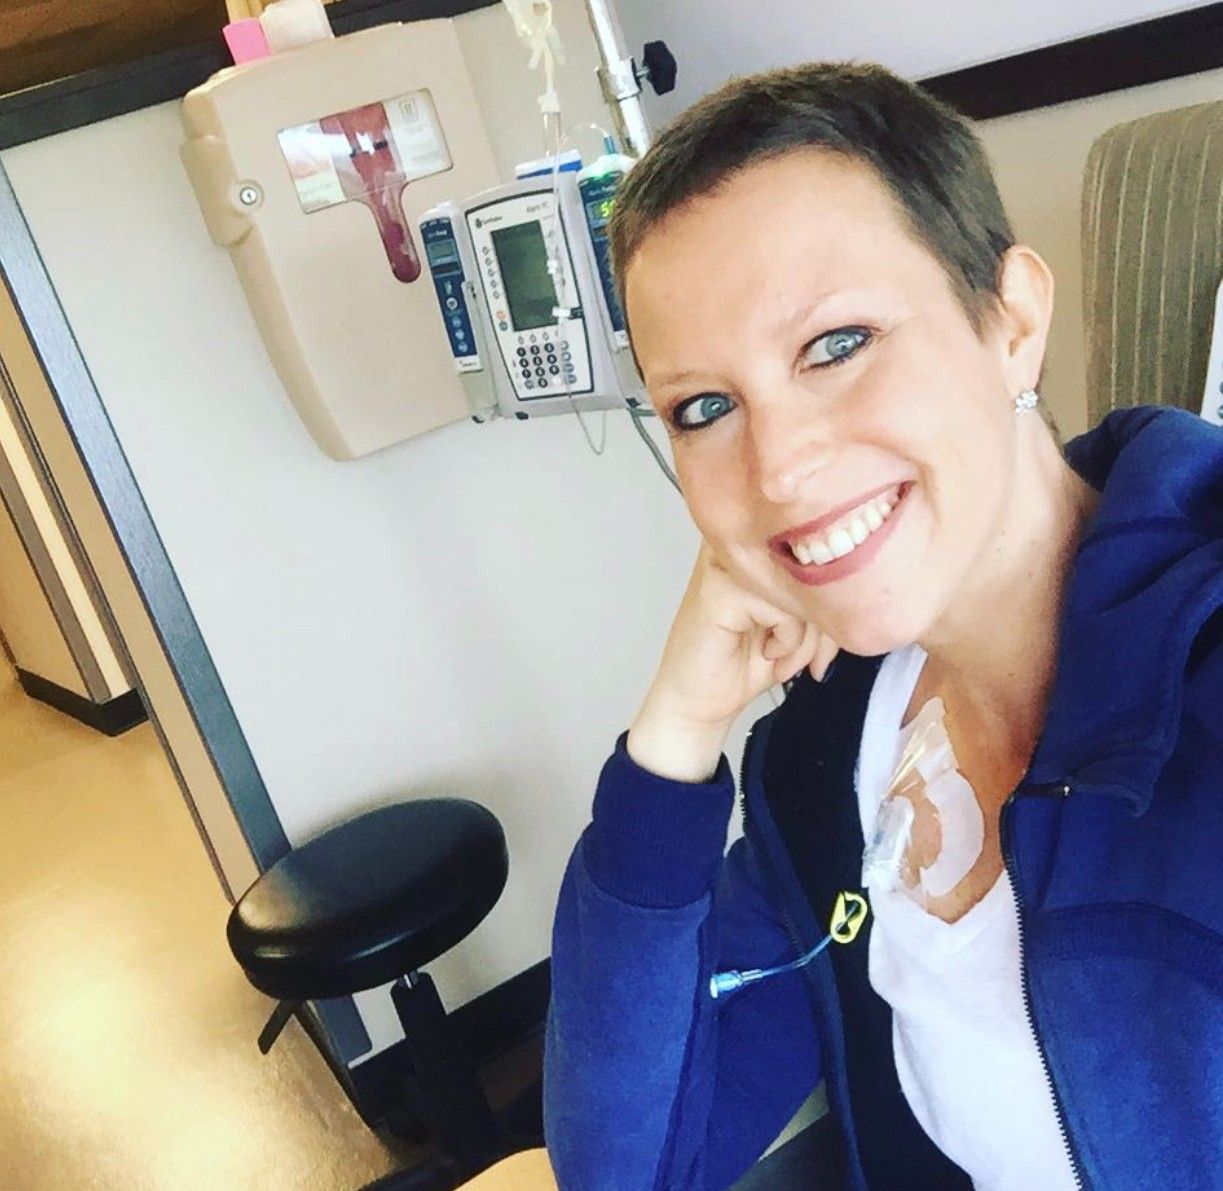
625 149 1035 656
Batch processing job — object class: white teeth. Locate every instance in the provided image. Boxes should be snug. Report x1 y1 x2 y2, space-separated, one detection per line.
787 485 905 567
828 528 855 558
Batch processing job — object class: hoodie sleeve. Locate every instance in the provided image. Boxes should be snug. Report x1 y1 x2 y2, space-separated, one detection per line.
544 735 823 1190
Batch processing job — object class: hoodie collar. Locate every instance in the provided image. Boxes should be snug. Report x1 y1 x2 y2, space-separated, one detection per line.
1026 407 1223 812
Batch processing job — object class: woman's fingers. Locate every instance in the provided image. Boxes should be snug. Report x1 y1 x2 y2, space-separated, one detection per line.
761 616 805 660
689 543 840 698
714 580 836 682
771 621 820 684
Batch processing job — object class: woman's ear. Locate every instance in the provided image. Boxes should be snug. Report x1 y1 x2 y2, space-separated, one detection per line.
992 245 1054 394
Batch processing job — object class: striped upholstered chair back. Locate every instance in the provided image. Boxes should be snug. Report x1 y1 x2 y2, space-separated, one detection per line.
1082 100 1223 425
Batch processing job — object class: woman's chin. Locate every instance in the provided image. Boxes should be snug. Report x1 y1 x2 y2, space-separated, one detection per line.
823 611 924 660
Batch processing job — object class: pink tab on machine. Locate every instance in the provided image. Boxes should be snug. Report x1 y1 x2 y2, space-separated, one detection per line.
223 19 271 64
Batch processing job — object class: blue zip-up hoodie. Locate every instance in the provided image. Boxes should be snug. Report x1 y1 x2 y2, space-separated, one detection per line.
544 408 1223 1190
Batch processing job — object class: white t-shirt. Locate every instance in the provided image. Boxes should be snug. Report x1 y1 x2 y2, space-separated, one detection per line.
855 645 1077 1191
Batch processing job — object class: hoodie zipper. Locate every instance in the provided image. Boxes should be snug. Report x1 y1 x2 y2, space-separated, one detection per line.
1001 782 1087 1191
739 729 811 961
738 727 825 965
738 726 870 1191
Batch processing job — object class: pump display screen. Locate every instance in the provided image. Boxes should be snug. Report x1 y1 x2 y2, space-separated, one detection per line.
585 196 615 229
425 238 460 268
491 221 555 330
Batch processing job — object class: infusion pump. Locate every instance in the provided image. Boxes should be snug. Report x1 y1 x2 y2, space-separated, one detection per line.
420 165 643 422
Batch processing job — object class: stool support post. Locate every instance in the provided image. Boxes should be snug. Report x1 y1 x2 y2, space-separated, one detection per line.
391 972 502 1179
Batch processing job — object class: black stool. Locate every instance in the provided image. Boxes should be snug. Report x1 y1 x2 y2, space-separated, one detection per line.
227 798 511 1189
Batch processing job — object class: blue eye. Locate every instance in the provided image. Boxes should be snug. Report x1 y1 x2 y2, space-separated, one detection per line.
804 326 872 368
673 392 735 430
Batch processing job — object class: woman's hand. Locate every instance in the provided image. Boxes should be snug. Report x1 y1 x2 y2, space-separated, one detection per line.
627 546 839 782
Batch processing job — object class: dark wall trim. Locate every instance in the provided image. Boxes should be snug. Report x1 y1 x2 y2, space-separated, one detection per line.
2 1 1220 147
0 0 500 151
923 3 1223 120
16 667 146 735
450 954 550 1065
340 959 550 1127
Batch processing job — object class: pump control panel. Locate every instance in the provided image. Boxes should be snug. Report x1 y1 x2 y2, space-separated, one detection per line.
420 215 481 373
578 171 628 349
465 188 595 403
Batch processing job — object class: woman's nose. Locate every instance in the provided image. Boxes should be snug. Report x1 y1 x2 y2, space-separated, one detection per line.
750 402 834 505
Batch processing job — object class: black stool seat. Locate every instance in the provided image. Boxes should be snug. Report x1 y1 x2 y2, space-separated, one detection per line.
228 798 508 1001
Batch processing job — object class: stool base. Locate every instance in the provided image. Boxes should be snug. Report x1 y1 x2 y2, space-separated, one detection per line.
360 1156 458 1191
392 971 502 1181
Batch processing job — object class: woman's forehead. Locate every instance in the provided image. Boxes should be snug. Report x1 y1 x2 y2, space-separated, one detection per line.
624 154 939 354
629 154 924 294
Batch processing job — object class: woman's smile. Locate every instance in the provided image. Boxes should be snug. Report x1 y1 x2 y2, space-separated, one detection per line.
769 481 912 586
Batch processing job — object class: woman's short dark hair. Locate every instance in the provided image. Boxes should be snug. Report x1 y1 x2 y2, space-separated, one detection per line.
609 62 1015 331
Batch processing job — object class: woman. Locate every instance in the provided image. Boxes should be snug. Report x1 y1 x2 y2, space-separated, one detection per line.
544 62 1223 1191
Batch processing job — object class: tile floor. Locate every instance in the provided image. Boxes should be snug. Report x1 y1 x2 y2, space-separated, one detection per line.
0 660 405 1189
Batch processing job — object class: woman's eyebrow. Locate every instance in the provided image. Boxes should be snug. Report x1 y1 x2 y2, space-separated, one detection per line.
645 287 892 389
650 367 707 390
777 287 885 335
776 289 842 334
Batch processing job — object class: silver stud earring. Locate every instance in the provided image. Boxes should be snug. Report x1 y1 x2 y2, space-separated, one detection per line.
1014 389 1040 414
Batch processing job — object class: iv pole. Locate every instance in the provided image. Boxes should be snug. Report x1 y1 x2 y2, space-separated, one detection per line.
501 0 675 159
581 0 652 156
582 0 680 158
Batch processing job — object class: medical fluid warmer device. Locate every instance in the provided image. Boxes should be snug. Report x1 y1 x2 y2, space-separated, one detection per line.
420 158 643 421
180 22 500 459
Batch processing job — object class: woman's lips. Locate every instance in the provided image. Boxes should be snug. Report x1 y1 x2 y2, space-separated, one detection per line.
773 482 911 586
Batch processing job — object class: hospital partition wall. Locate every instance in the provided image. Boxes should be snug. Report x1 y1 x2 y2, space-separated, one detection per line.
0 289 145 733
